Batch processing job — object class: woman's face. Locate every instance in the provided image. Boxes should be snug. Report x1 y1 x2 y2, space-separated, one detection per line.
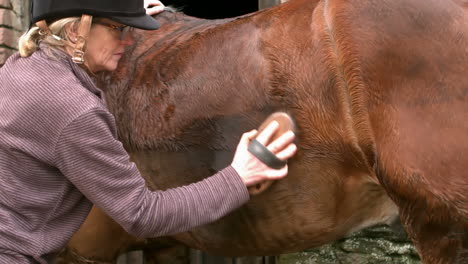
83 19 134 73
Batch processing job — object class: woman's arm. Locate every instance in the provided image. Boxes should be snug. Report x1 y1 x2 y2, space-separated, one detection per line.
53 109 249 237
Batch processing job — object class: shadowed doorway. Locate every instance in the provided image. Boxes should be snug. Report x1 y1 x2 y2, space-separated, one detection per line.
160 0 259 18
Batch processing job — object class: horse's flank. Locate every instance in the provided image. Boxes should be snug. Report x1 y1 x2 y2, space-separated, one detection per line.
98 0 397 253
88 0 468 262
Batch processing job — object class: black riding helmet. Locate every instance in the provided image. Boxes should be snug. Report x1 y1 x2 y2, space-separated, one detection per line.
31 0 160 30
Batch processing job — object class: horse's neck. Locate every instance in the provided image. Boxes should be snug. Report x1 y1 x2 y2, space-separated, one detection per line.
103 11 276 149
136 12 272 117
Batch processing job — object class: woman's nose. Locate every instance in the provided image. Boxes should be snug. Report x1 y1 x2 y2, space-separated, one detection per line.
120 33 135 46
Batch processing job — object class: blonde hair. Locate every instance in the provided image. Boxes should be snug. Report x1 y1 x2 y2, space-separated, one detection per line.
18 17 81 58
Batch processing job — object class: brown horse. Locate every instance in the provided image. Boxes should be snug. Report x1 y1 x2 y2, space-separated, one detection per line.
62 0 468 263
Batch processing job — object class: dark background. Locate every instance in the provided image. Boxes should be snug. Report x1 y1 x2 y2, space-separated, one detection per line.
160 0 259 18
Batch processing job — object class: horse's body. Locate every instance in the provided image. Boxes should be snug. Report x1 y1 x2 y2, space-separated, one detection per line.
63 0 468 262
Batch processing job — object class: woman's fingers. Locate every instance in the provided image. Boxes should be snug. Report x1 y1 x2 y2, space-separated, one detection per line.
145 0 165 15
265 165 288 179
240 130 258 147
274 143 297 160
266 130 295 153
254 121 279 145
231 119 297 187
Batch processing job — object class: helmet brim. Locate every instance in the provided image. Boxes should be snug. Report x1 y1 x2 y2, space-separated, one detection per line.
109 14 160 30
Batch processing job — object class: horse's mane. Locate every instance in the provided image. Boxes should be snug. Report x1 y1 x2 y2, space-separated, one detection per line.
153 5 267 28
163 6 184 13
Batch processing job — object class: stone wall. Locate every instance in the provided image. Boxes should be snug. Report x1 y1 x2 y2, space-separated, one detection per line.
0 0 30 66
278 225 421 264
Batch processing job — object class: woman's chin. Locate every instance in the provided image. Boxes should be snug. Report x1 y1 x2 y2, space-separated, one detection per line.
86 59 120 73
101 62 119 72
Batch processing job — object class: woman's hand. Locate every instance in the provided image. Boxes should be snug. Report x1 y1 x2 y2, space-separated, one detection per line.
145 0 165 15
231 121 297 186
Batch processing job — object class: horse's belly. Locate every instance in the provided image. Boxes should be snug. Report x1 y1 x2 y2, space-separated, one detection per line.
129 149 398 256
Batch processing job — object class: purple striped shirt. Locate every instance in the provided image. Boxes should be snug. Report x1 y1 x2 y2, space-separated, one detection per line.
0 46 249 263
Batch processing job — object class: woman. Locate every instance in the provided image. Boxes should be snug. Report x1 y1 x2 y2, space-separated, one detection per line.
0 0 297 263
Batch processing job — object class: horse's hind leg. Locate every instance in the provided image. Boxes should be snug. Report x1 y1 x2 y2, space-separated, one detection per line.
401 211 468 264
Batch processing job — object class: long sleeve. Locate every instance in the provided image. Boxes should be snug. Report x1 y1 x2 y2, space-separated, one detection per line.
53 108 250 237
